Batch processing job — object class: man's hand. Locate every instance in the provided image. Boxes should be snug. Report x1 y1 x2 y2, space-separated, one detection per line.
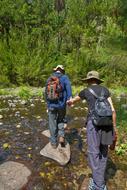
66 99 73 106
67 95 81 106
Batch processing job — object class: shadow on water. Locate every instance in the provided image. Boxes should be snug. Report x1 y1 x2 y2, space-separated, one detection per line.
0 96 127 189
65 128 83 151
105 157 117 181
0 149 12 164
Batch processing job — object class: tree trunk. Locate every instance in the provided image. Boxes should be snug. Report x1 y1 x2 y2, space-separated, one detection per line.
55 0 65 12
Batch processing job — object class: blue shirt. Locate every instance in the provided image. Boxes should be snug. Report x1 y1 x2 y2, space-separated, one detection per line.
46 71 72 109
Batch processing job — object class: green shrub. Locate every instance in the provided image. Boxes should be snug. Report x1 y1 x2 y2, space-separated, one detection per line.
116 143 127 155
17 86 32 99
0 89 9 95
72 85 84 96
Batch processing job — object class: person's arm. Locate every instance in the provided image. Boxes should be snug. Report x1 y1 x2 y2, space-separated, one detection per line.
108 97 118 150
64 76 72 100
67 95 81 106
108 97 117 135
72 96 81 103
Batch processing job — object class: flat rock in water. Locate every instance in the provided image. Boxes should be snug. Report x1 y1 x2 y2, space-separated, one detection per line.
0 161 31 190
42 128 68 138
40 142 71 166
42 129 51 137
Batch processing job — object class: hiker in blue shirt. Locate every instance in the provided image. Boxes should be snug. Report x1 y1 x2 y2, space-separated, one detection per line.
67 71 117 190
45 65 72 148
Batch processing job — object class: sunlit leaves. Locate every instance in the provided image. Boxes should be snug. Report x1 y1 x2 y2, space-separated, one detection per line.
0 0 127 86
3 143 11 149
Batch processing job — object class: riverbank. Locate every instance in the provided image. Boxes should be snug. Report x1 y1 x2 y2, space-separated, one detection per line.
0 85 127 99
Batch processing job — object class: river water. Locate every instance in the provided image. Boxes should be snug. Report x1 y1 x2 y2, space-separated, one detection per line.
0 95 127 190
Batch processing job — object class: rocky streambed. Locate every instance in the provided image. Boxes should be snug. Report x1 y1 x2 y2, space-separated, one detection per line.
0 95 127 190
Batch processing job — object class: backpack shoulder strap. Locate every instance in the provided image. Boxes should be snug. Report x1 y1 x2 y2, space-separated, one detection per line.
88 88 99 99
100 87 105 97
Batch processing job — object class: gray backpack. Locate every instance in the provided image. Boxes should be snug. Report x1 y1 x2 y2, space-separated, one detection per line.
88 88 113 127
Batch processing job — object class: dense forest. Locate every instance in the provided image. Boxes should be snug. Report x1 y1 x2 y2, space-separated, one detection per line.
0 0 127 87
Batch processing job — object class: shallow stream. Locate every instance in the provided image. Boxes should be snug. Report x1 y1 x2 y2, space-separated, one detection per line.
0 95 127 190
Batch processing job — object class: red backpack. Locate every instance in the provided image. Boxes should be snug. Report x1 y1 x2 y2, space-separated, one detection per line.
46 76 63 101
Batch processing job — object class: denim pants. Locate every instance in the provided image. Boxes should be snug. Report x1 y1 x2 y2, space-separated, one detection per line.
86 120 108 190
48 108 66 145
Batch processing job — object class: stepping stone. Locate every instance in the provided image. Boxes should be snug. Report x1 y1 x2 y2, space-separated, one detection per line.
42 127 68 138
0 161 31 190
40 142 71 166
42 129 51 137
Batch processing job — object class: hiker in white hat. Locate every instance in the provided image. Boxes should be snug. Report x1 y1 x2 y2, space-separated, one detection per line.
53 65 65 73
45 65 72 149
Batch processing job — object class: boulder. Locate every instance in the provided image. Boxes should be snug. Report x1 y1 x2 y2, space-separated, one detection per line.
42 128 68 138
0 115 3 119
42 129 51 137
0 161 31 190
40 142 70 166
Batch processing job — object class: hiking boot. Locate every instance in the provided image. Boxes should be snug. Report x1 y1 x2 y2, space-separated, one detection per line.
88 178 95 190
104 185 108 190
59 136 64 143
61 142 66 148
50 143 57 149
59 136 65 147
88 178 107 190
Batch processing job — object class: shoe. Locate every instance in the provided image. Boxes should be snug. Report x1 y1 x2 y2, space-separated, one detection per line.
88 178 107 190
88 178 95 190
61 142 66 148
59 136 64 143
59 136 65 147
50 143 57 149
104 185 108 190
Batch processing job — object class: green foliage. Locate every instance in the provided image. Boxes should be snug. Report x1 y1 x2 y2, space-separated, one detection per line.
18 86 32 99
116 143 127 155
0 0 127 87
0 86 44 98
72 85 84 96
110 86 127 96
0 89 9 95
114 98 127 156
36 88 44 97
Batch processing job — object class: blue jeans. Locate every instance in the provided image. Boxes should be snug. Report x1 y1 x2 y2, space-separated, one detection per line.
48 108 66 145
87 120 108 190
